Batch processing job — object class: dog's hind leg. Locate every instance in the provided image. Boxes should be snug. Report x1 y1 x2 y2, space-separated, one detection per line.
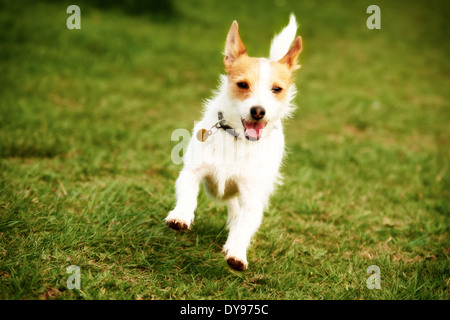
165 167 202 231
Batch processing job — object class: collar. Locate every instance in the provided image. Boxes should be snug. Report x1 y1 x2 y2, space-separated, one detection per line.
217 111 240 140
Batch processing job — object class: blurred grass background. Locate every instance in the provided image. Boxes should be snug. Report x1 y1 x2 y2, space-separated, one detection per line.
0 0 449 299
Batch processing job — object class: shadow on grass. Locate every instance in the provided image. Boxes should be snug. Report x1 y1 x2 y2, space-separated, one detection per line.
137 219 232 278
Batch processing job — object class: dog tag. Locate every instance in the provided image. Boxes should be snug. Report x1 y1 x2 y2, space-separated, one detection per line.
196 129 211 142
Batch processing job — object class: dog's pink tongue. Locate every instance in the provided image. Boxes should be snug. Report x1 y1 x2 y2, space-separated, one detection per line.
243 121 267 140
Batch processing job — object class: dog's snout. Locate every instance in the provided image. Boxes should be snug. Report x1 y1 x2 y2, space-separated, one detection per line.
250 106 266 120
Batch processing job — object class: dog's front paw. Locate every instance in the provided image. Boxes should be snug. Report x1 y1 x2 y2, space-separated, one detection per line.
223 243 248 271
166 218 189 231
165 211 192 231
226 256 248 271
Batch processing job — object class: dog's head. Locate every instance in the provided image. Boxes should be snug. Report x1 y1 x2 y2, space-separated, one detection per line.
223 16 302 141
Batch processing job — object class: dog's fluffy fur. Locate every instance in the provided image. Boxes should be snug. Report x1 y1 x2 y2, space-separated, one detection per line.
165 15 302 271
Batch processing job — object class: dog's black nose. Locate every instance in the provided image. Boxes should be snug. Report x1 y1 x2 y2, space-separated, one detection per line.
250 106 265 120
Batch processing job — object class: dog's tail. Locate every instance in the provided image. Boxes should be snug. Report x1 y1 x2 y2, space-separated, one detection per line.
269 14 298 61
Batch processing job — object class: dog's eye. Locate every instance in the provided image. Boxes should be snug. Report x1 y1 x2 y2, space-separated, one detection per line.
271 86 283 93
237 82 249 89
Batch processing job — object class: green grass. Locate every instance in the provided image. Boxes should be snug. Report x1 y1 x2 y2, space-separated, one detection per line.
0 0 449 300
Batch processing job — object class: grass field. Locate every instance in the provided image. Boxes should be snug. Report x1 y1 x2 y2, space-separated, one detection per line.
0 0 449 300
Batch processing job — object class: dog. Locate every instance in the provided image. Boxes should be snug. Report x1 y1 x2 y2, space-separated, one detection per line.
165 14 302 271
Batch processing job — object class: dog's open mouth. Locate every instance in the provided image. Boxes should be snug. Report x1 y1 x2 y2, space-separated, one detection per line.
242 120 268 141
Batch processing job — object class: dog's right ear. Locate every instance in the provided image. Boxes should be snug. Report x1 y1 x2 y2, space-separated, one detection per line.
224 21 247 72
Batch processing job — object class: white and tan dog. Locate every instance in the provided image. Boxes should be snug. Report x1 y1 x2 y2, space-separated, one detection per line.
165 15 302 271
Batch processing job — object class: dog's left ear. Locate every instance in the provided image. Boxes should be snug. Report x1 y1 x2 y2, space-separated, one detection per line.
224 21 247 72
279 36 302 70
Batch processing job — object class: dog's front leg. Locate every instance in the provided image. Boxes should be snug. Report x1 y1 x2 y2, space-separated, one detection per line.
165 167 202 231
223 194 264 271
